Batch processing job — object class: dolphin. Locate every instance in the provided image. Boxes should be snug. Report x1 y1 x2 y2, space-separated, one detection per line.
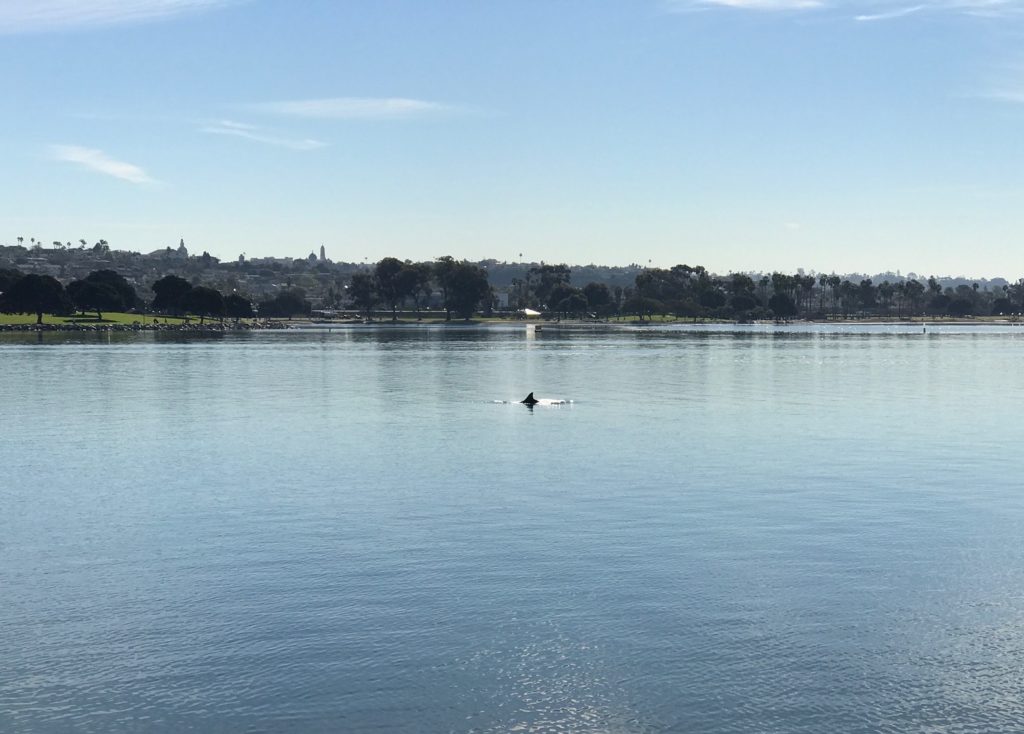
521 392 539 405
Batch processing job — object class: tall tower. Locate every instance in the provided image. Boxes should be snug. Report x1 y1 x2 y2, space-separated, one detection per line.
319 244 326 262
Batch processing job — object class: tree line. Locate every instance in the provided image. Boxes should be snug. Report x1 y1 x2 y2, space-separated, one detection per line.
3 258 1023 324
0 255 494 323
0 269 264 324
353 259 1023 321
350 256 491 320
613 268 1024 321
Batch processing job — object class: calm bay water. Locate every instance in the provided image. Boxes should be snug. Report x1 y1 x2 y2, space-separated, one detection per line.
4 323 1024 733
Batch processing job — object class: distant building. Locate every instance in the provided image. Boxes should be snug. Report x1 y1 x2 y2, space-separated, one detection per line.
147 238 189 259
319 245 326 262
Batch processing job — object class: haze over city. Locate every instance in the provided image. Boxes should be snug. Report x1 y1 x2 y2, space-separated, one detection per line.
3 0 1024 275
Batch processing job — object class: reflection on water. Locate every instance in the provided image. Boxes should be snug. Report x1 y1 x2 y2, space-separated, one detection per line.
3 326 1024 732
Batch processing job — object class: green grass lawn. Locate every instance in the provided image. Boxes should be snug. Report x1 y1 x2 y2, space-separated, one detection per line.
0 311 239 326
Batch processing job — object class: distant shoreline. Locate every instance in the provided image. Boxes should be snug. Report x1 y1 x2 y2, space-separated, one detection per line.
5 315 1023 333
0 320 285 333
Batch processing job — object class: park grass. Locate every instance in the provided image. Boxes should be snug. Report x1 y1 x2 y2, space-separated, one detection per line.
0 311 233 326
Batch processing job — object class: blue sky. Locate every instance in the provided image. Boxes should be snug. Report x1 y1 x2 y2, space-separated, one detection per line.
2 0 1024 276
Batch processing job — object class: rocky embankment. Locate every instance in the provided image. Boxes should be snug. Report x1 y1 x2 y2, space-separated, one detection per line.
0 320 289 332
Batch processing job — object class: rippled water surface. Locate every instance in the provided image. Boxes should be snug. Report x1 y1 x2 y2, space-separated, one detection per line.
5 323 1024 733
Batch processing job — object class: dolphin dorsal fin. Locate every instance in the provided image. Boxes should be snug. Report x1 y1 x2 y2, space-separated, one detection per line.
522 392 537 404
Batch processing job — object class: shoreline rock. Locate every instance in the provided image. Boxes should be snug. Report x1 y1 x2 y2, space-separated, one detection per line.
0 321 288 332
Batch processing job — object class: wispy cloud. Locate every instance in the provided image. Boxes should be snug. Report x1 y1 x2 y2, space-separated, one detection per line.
664 0 822 11
665 0 1024 17
855 4 926 19
950 0 1024 16
248 97 458 120
50 145 156 184
977 62 1024 103
202 120 327 150
985 89 1024 102
0 0 241 34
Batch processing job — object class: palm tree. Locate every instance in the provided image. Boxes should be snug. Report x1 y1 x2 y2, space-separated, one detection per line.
828 275 842 316
905 279 925 316
893 281 906 318
878 281 894 317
